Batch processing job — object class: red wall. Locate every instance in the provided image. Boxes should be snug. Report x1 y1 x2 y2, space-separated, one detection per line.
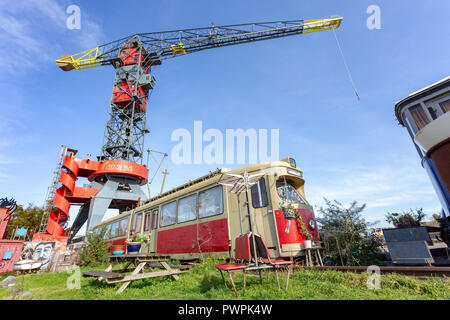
157 218 229 254
0 208 11 240
0 240 24 274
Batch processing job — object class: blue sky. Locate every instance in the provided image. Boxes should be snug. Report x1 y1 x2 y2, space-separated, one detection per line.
0 0 449 230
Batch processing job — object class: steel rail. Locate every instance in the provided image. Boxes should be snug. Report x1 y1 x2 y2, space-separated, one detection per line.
296 265 450 279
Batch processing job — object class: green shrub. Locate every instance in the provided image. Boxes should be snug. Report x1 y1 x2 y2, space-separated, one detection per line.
80 227 111 266
318 199 382 266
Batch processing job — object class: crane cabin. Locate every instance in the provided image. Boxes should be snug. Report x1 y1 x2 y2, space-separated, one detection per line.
93 158 320 260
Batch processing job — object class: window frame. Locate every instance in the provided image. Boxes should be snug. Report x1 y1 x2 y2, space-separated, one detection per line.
151 209 159 230
110 221 120 239
144 211 151 232
408 104 431 132
160 200 177 227
118 217 129 237
251 177 268 208
134 213 143 233
434 96 450 114
177 193 198 223
276 179 309 205
198 185 224 219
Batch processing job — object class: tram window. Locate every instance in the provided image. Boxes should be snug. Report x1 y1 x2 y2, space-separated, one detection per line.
178 194 197 223
151 209 159 229
276 180 309 205
198 185 223 218
104 224 112 239
144 211 151 232
251 178 268 208
118 217 128 237
134 213 142 232
110 221 119 238
161 201 177 227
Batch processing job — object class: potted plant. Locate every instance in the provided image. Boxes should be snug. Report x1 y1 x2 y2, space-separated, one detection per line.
126 230 147 254
295 211 313 248
278 189 297 233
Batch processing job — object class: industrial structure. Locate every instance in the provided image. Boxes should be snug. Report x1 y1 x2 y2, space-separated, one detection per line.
35 17 343 243
395 76 450 245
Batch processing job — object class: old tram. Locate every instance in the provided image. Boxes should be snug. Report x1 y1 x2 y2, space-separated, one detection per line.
93 158 320 260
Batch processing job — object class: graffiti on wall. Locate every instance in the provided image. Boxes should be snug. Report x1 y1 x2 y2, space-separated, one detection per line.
19 240 67 270
21 242 55 269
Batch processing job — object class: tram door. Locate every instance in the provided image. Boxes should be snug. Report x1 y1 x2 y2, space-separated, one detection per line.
141 209 159 253
228 190 251 258
148 209 159 253
141 210 152 253
249 177 277 255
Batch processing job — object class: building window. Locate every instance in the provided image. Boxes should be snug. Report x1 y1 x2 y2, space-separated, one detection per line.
427 107 438 120
408 104 430 131
160 201 177 227
198 185 223 218
439 99 450 113
144 211 151 232
251 178 268 208
177 194 197 223
151 210 159 229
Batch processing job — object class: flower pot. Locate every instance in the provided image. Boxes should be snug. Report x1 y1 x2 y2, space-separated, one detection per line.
127 242 141 254
304 240 312 249
111 244 125 252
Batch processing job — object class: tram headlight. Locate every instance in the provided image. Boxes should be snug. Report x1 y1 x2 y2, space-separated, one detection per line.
309 219 316 230
287 169 303 178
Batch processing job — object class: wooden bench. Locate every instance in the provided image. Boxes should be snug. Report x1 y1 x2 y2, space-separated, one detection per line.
82 270 125 280
83 254 187 294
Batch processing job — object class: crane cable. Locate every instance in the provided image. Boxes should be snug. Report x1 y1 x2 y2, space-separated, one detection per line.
148 151 168 184
332 28 360 101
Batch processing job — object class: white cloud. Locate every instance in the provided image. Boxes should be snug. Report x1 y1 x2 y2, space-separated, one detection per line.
0 0 104 75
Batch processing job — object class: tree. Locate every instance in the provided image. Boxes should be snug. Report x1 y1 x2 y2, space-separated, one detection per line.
6 204 45 237
385 208 426 228
317 199 381 266
80 227 111 266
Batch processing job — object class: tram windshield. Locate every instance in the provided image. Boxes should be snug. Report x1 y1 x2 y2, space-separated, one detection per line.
276 180 308 205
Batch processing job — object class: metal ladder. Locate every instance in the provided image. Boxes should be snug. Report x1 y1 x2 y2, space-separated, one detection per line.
38 145 69 233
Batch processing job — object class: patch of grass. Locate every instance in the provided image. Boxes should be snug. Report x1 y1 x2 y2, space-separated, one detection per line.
1 260 448 300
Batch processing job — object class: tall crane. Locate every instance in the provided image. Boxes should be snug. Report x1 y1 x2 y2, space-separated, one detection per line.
50 17 342 241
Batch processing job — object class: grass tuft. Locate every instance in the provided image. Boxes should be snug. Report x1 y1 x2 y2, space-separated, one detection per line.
1 261 448 300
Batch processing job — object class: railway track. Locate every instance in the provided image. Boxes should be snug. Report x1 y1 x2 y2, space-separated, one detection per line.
295 265 450 279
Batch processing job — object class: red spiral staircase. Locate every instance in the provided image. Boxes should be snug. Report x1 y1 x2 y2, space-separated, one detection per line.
33 148 100 242
33 146 148 242
46 155 79 237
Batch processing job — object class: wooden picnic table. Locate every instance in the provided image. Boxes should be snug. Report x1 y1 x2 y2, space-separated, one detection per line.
82 254 187 294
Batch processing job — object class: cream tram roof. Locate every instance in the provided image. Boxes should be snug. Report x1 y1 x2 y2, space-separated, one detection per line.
95 159 303 226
